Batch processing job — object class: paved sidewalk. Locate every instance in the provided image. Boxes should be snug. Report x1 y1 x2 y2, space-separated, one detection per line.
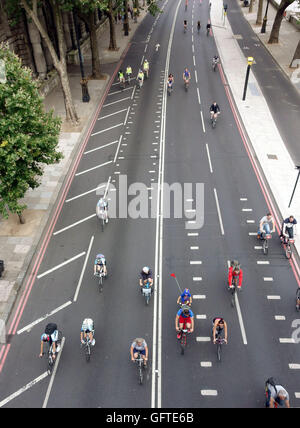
239 0 300 90
211 2 300 267
0 6 148 340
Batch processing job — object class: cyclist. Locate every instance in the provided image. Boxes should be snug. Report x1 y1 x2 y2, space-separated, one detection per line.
183 67 191 86
206 21 211 36
228 260 243 289
185 0 188 10
96 197 108 224
167 73 174 90
184 20 188 32
80 318 95 346
126 65 133 82
94 253 107 277
143 59 149 78
257 213 275 239
212 55 219 69
176 305 194 339
177 288 192 306
39 323 60 359
210 102 220 121
139 266 153 290
280 215 297 243
130 338 148 367
212 318 228 344
118 69 125 86
197 21 201 33
137 69 144 87
265 378 290 408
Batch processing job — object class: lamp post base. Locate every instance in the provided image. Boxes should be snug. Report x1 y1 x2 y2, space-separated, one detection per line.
261 17 267 33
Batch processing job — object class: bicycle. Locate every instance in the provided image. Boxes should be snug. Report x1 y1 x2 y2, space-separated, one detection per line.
260 232 272 255
95 268 106 292
167 81 173 96
212 58 219 72
98 209 108 232
210 112 219 128
228 279 239 308
280 235 294 259
44 331 62 375
135 352 144 384
141 281 152 305
184 25 187 33
184 79 190 92
177 327 190 355
137 77 143 88
206 26 210 36
214 330 226 362
296 288 300 312
81 333 95 363
126 73 132 84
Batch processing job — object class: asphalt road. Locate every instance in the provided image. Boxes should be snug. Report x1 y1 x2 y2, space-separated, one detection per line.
0 0 300 409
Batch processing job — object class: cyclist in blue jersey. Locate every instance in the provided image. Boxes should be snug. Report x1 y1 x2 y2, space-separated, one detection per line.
94 253 107 277
183 68 191 86
177 288 192 306
175 305 194 338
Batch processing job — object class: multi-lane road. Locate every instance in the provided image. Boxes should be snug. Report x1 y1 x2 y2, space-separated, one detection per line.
0 0 300 408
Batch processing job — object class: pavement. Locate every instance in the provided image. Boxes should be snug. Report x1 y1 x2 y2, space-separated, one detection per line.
0 0 299 354
0 4 148 341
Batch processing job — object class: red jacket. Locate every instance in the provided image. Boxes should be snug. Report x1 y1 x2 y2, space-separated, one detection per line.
228 267 243 287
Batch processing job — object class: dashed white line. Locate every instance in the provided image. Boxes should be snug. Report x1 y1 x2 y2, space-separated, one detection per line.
206 144 213 173
214 188 225 235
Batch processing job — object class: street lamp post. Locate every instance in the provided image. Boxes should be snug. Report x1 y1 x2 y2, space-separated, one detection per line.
72 10 90 103
261 0 270 33
242 56 254 101
288 166 300 208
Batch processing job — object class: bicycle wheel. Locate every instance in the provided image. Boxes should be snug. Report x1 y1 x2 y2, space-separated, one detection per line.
262 238 268 255
101 217 104 233
47 354 54 375
85 344 91 362
98 275 103 292
217 343 221 361
231 288 236 308
138 365 143 384
285 243 292 259
180 333 186 355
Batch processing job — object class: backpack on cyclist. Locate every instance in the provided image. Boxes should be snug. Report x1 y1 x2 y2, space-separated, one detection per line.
230 260 240 273
265 377 278 394
45 323 57 335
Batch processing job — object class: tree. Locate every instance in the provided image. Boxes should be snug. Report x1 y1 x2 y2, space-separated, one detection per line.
0 44 62 223
256 0 264 25
268 0 294 44
290 38 300 67
6 0 79 124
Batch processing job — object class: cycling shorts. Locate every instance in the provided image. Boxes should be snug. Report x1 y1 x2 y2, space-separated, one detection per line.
133 348 146 355
179 316 191 325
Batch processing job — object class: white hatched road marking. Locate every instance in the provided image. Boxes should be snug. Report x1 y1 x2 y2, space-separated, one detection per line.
37 252 86 279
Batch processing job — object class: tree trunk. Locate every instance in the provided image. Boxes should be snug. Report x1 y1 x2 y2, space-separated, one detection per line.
256 0 264 25
123 0 130 36
18 213 25 224
249 0 254 13
290 39 300 68
268 0 294 44
108 1 118 51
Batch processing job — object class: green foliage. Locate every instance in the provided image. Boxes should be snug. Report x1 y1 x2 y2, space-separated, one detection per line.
0 44 62 219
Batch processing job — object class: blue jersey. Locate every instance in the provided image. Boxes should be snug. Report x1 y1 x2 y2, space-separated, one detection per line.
177 308 194 318
180 291 191 303
184 70 190 78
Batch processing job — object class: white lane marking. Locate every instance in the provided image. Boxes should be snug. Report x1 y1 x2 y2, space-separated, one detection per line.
37 252 86 279
193 295 206 299
267 295 281 300
108 87 132 96
275 316 286 320
98 108 127 120
91 123 123 137
257 261 270 265
123 106 131 126
190 246 199 250
289 364 300 369
0 372 49 407
75 161 112 177
131 86 136 100
196 337 211 342
242 208 253 212
53 214 96 236
295 393 300 398
190 261 202 265
254 246 262 250
214 188 225 235
206 144 213 173
103 97 131 107
249 232 257 236
195 70 198 83
200 362 212 367
42 337 65 408
196 315 207 319
201 390 218 396
186 209 196 213
113 135 123 163
246 220 255 223
240 198 248 201
84 140 118 155
193 277 202 281
279 338 295 343
197 87 201 105
193 55 196 66
104 176 111 199
17 301 72 335
200 111 206 133
65 185 106 203
188 233 198 236
264 277 273 281
73 236 94 303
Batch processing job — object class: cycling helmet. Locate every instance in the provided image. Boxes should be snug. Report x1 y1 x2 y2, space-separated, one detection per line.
142 266 150 274
183 288 190 295
42 334 49 342
182 305 190 314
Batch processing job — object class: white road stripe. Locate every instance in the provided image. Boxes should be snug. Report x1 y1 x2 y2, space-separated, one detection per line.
17 301 72 335
279 338 295 343
0 372 49 407
249 232 258 236
267 295 281 300
37 252 86 279
73 236 94 302
75 161 112 177
206 144 213 173
190 246 199 250
65 185 106 203
84 140 118 155
108 87 132 96
103 97 130 107
193 277 202 281
242 208 253 212
257 261 270 265
91 123 123 137
264 277 273 281
200 362 212 367
289 364 300 369
193 295 206 299
98 108 127 120
201 390 218 396
240 198 248 201
196 337 211 342
295 392 300 398
188 233 198 236
113 135 123 163
190 261 202 265
275 316 286 320
194 69 198 83
53 214 96 236
196 315 207 319
124 106 131 125
197 88 201 105
214 188 225 235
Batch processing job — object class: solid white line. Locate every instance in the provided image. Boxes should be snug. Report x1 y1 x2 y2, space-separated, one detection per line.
206 144 213 173
113 135 123 163
103 97 130 107
75 161 112 177
104 176 112 199
0 372 49 407
108 87 132 96
84 140 118 155
124 106 131 125
98 108 127 120
65 185 106 203
17 301 72 335
37 253 86 279
214 188 225 235
42 337 65 408
91 123 123 137
131 86 136 100
53 214 96 236
73 236 94 302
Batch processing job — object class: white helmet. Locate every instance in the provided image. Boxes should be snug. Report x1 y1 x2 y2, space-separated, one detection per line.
142 266 150 274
